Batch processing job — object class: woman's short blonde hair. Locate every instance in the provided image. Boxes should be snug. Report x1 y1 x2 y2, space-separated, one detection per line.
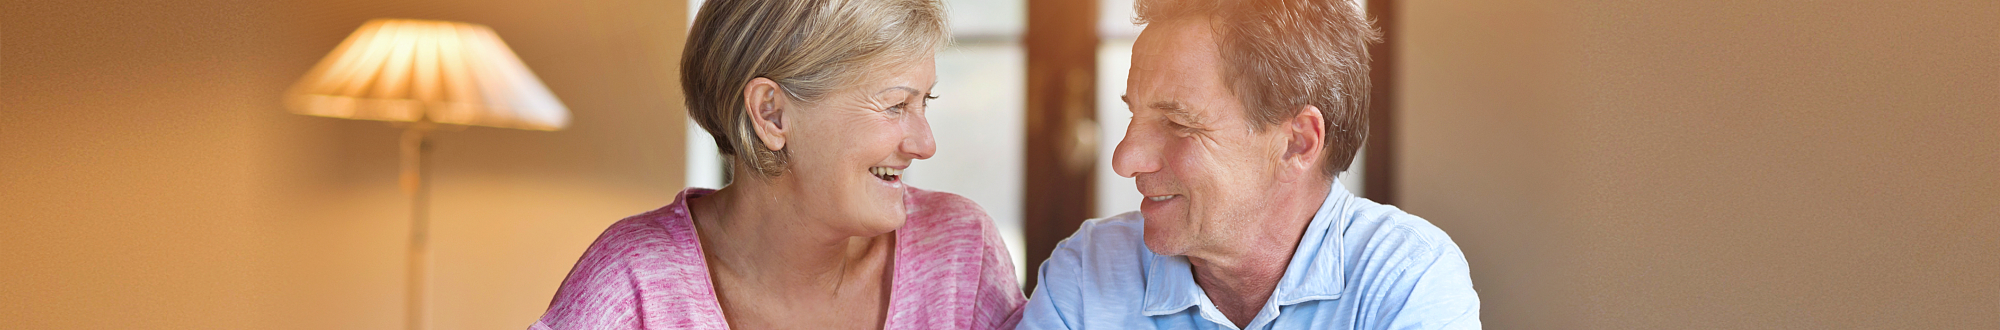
682 0 948 178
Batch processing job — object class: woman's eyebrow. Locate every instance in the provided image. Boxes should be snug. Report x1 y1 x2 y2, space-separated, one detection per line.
877 86 921 97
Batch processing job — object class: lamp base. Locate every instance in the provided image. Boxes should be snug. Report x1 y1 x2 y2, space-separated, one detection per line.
400 123 433 330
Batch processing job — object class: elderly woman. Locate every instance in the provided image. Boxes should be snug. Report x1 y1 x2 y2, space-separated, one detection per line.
529 0 1023 329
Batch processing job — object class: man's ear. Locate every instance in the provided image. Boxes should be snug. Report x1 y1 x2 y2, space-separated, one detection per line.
1279 104 1327 183
744 77 788 152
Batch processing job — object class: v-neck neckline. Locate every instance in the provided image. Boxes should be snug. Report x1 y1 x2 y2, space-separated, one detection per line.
676 188 909 330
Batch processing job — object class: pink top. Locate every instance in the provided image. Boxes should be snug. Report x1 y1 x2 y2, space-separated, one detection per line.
530 187 1025 329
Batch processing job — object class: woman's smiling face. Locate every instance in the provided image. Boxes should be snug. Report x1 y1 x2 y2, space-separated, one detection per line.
779 56 939 236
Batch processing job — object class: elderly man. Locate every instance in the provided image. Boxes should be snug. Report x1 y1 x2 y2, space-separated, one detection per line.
1016 0 1480 329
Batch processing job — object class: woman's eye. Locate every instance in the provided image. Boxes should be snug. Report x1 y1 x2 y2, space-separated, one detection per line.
886 102 908 115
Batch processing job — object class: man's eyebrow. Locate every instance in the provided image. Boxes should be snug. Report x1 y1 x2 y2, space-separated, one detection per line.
1118 95 1189 112
1146 100 1204 127
1121 95 1200 125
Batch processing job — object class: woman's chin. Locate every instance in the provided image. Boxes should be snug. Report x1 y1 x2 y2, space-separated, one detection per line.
868 215 907 235
874 201 913 233
832 199 907 236
833 211 904 237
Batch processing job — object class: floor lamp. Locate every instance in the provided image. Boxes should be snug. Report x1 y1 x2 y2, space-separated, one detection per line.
283 18 570 330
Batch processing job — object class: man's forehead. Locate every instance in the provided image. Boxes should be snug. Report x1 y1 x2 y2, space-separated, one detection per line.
1128 19 1227 88
1125 16 1238 125
1135 19 1219 62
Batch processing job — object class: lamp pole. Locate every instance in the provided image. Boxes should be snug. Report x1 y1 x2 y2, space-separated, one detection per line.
285 19 570 330
399 121 435 330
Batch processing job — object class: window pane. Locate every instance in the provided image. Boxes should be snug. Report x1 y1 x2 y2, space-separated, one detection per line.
946 0 1023 37
1094 39 1142 218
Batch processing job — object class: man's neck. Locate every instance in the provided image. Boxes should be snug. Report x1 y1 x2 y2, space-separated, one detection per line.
1185 180 1332 328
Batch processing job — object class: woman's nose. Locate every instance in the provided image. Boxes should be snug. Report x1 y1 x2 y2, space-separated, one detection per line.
901 112 937 160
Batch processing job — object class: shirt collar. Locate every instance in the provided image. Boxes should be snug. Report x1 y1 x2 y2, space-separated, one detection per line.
1141 179 1356 316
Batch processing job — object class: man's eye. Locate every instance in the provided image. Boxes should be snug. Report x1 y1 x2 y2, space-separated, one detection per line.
1167 121 1197 135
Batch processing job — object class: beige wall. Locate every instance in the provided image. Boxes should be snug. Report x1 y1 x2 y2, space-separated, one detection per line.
1 0 687 329
1397 1 1999 329
9 0 1997 329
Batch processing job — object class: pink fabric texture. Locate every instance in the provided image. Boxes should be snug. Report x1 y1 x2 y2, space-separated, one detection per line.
530 187 1026 330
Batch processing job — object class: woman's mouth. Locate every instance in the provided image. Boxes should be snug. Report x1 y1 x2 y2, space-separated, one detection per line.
869 166 903 182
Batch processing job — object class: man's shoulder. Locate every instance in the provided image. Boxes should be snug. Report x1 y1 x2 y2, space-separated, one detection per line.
1024 211 1154 328
1322 199 1482 329
1343 199 1466 264
1039 211 1152 285
1055 211 1150 257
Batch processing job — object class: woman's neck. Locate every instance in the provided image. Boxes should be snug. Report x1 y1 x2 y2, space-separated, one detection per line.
689 176 894 292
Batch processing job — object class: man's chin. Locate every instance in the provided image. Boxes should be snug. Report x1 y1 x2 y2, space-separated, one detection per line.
1141 225 1191 256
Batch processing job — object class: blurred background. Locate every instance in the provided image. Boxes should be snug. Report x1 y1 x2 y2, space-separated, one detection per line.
2 0 1995 329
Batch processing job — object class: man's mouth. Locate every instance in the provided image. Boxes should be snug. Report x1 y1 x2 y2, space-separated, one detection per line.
1146 194 1178 202
869 166 903 182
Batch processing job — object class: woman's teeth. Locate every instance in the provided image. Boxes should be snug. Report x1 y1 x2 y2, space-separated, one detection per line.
1147 194 1177 202
870 167 902 181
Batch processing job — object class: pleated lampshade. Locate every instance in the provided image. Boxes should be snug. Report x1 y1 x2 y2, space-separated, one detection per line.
285 19 569 131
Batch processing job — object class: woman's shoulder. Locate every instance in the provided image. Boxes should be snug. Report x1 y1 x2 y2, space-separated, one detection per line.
901 186 998 235
538 189 726 328
564 189 716 285
588 194 705 257
896 186 1010 275
891 186 1026 329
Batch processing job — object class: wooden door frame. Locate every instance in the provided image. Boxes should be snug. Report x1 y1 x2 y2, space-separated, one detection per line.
1021 0 1099 293
1365 0 1399 204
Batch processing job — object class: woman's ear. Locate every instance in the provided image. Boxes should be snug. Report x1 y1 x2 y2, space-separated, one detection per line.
1279 104 1327 183
743 77 788 152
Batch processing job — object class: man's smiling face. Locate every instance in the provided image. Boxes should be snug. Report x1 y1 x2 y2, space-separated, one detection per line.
1115 17 1292 258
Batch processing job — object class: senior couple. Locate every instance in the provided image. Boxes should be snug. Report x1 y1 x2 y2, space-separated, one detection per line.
531 0 1478 329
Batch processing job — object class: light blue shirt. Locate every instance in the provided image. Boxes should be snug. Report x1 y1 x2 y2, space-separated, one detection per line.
1018 180 1481 330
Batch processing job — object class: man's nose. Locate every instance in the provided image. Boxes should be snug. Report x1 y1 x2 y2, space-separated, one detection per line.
1111 122 1161 178
900 111 937 160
